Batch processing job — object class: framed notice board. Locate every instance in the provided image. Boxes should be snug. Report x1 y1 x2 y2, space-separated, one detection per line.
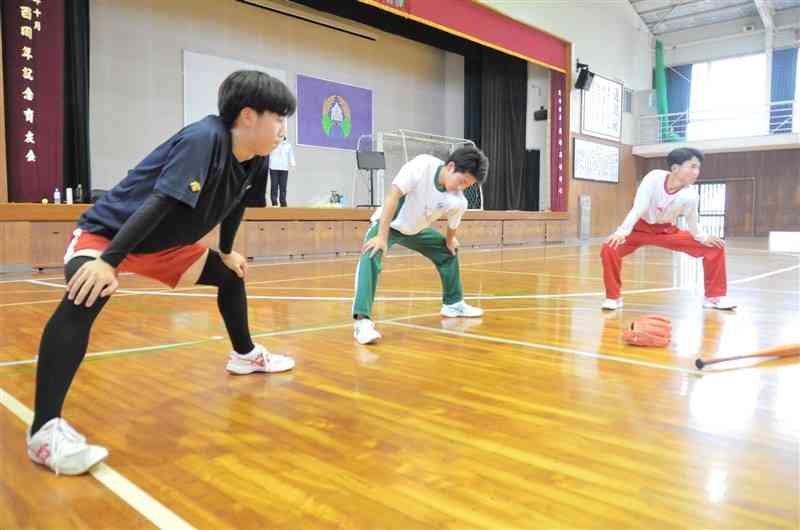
573 137 620 183
580 74 623 141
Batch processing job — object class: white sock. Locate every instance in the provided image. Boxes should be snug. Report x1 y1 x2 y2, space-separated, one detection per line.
235 346 259 357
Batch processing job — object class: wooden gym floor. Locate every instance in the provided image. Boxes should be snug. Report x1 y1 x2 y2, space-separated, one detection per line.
1 238 798 529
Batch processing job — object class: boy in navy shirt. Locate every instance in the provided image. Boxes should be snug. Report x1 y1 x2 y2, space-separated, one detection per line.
27 71 296 475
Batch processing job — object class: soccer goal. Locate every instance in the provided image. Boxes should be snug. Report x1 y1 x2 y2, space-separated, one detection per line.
354 129 484 210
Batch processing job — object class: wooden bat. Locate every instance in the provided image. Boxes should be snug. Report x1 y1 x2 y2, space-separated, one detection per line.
695 344 800 370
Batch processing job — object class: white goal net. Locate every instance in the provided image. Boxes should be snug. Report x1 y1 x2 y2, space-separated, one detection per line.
354 129 483 210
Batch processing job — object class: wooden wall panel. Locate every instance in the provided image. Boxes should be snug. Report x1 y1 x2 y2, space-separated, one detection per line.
503 220 546 245
545 221 566 242
637 149 800 236
30 222 75 269
245 222 289 258
0 222 31 268
724 180 756 237
0 204 568 223
342 221 370 253
476 221 502 246
197 226 245 256
288 222 316 256
0 218 559 269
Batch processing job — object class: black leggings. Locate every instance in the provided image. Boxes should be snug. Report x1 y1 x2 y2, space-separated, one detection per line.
31 251 255 435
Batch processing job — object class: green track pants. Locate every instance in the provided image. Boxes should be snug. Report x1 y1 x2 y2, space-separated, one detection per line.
351 222 464 318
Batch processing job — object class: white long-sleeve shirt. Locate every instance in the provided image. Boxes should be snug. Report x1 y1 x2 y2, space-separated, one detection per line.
614 169 708 243
268 140 296 171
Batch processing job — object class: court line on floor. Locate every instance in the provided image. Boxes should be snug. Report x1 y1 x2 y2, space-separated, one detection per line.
459 267 670 285
0 242 586 285
1 240 793 287
381 304 676 323
0 322 355 369
380 320 700 376
0 337 225 368
728 264 800 285
23 262 800 304
243 241 585 269
0 387 196 530
244 286 485 295
729 286 800 295
240 251 584 287
0 304 685 373
0 291 149 309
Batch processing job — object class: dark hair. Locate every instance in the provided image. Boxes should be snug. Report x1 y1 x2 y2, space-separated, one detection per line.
667 147 703 170
447 146 489 184
218 70 296 127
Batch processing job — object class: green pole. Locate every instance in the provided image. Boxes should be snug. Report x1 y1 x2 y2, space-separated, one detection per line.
654 40 678 141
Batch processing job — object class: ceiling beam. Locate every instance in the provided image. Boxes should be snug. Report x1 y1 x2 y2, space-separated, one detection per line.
649 1 753 25
754 0 774 30
637 0 706 17
651 15 756 35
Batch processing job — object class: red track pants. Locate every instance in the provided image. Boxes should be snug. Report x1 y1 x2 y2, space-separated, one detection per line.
600 219 728 300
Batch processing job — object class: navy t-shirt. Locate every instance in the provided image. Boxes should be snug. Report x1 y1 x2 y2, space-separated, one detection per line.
79 115 267 253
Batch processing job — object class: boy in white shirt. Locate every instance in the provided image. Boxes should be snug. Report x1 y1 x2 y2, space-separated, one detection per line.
352 146 488 344
601 147 736 310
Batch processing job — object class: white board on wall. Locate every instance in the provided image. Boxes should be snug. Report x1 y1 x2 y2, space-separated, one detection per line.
182 50 287 126
581 74 623 141
573 137 620 183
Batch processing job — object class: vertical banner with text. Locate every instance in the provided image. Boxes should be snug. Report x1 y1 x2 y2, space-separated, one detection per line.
550 72 567 212
2 0 64 202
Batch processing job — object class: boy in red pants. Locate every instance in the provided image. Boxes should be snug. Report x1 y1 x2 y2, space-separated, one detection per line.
600 147 736 311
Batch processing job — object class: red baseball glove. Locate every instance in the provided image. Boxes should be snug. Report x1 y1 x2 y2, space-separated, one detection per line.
622 315 672 347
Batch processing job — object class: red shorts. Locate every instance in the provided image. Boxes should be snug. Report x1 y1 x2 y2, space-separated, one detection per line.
64 228 207 288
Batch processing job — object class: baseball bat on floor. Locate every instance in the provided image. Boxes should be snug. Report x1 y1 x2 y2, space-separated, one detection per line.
695 344 800 370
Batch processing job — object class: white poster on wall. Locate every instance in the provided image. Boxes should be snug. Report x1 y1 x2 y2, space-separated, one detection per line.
573 137 619 183
182 50 287 126
581 74 623 141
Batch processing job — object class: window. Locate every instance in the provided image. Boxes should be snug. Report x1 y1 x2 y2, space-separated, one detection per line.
794 53 800 132
687 54 768 140
623 87 633 114
696 182 726 238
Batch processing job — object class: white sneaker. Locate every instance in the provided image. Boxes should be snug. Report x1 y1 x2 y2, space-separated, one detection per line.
27 418 108 475
441 300 484 318
601 298 624 310
703 296 737 310
354 319 381 345
226 344 295 374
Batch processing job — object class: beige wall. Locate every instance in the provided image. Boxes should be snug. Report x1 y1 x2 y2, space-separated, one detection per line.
566 143 638 239
90 0 452 206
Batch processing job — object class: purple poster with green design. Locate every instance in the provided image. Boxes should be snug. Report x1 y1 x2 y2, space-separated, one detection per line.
296 74 372 150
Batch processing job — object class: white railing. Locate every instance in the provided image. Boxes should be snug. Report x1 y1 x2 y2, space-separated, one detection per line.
638 100 798 145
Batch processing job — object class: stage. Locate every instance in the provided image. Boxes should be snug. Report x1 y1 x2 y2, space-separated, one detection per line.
0 205 568 270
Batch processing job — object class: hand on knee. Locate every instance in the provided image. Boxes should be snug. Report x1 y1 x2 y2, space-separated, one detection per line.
196 250 245 289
